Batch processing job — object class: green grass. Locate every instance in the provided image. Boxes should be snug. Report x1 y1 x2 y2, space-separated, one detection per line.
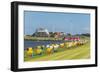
24 41 90 62
24 36 62 41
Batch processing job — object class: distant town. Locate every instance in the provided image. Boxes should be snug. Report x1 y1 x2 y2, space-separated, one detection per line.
32 28 66 38
24 27 90 41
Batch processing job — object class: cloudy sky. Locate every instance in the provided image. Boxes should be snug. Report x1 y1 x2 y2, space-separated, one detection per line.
24 11 90 35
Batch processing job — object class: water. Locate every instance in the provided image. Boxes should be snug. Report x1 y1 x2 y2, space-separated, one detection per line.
24 40 65 49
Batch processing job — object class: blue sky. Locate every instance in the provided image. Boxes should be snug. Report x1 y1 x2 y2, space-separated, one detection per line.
24 11 90 35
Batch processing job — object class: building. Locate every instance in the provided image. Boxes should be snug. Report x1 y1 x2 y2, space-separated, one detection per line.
63 37 80 41
32 28 50 37
54 32 66 38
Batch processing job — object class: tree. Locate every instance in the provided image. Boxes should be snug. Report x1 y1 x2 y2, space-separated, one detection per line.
49 32 55 37
81 33 90 37
67 33 72 36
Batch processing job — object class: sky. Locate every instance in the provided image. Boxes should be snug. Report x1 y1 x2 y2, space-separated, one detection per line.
24 11 90 35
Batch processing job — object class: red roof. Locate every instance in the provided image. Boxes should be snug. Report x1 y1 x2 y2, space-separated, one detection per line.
64 37 80 41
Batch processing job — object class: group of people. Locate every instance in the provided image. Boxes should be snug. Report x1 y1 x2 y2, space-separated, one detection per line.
25 40 87 58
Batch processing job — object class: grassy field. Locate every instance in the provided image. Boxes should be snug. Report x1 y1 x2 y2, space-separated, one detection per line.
24 40 90 62
24 35 62 41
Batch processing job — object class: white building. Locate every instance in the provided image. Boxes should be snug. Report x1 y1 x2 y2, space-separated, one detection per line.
33 28 50 37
